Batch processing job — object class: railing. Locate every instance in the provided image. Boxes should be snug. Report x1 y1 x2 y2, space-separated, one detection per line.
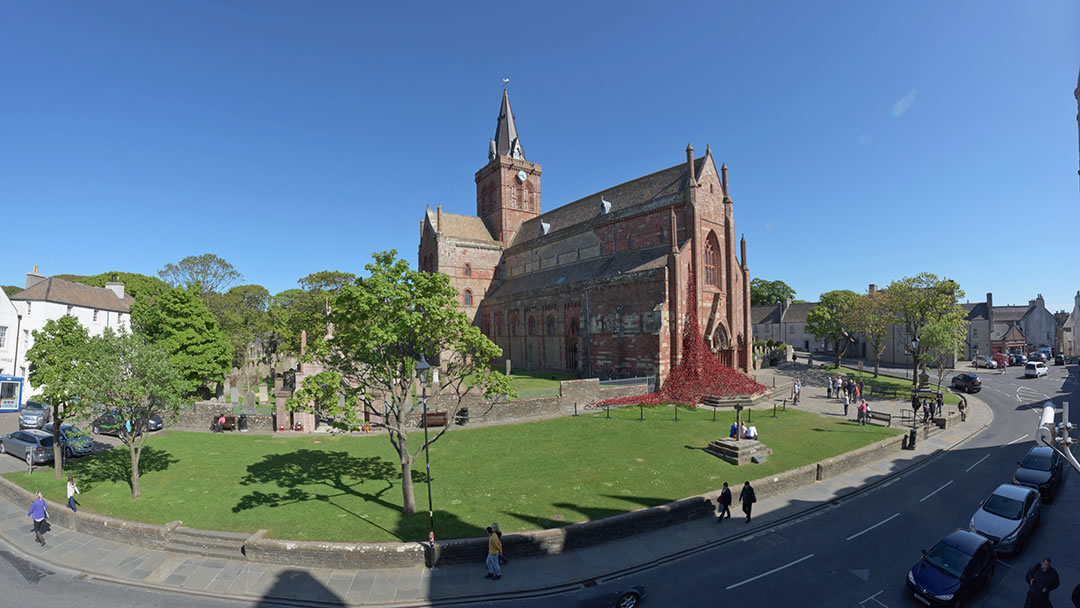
598 376 655 392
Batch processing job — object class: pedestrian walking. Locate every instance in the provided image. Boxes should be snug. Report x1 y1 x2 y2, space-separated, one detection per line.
1001 359 1008 375
66 475 80 512
717 482 732 522
492 522 508 565
935 393 944 417
826 378 833 399
1025 557 1059 608
792 380 801 405
484 527 502 579
922 399 932 423
958 396 967 422
843 392 850 418
28 491 47 546
739 481 757 523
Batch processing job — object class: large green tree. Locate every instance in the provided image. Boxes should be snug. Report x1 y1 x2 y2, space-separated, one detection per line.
82 330 187 498
849 289 892 377
750 278 797 306
24 316 94 479
208 284 273 367
289 251 512 515
920 318 969 391
270 271 356 355
158 254 242 299
886 273 967 385
132 285 231 397
806 290 859 368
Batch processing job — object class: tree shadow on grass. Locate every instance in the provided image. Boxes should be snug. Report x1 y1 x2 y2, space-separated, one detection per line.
503 494 676 532
65 446 178 493
231 449 428 541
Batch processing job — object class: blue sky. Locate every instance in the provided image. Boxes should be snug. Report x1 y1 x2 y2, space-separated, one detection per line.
3 1 1078 312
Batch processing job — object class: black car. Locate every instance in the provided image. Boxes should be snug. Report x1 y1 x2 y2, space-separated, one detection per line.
1054 354 1065 365
907 530 995 607
91 410 164 437
1013 446 1064 501
950 373 981 393
575 584 647 608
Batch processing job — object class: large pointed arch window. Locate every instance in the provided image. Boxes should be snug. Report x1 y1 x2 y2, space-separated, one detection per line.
704 235 720 287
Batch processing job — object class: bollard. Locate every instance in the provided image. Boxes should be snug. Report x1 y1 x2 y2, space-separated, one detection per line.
574 402 578 417
712 407 717 422
782 399 787 412
606 404 610 419
772 403 777 418
674 405 679 421
640 405 644 421
747 408 752 423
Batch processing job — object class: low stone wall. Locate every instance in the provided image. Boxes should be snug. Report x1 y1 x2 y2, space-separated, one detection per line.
242 530 427 569
430 496 713 567
0 477 178 550
172 403 275 432
744 463 821 502
815 434 905 481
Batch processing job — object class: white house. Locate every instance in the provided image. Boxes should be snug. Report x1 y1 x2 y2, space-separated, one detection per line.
8 267 134 404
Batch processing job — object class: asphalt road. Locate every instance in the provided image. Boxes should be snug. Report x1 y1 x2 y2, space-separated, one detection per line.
481 362 1080 608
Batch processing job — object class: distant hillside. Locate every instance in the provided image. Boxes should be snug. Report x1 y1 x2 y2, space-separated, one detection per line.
2 285 20 297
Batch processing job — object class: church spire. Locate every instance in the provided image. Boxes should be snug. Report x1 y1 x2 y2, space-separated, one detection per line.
491 88 525 161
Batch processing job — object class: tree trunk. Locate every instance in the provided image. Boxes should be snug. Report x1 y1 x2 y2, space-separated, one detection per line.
52 422 64 480
130 443 142 499
399 434 416 514
873 353 881 378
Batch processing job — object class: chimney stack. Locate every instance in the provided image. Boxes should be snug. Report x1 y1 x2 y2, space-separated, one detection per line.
868 284 877 294
25 265 45 289
105 275 125 300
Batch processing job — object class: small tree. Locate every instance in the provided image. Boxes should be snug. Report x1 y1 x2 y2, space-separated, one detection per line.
750 278 797 306
83 330 187 499
849 290 892 377
806 290 859 368
289 251 512 515
920 318 969 390
24 316 94 479
886 273 967 386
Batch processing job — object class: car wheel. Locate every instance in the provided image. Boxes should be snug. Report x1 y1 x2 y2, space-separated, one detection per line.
65 447 74 460
615 592 641 608
0 442 5 454
92 425 100 435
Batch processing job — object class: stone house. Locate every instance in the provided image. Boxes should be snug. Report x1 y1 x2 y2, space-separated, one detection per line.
1063 292 1080 356
418 90 753 381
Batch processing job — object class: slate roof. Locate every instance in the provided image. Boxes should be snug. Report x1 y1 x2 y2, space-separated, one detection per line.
781 302 817 324
993 305 1031 322
964 302 989 321
752 305 782 325
991 322 1026 342
492 89 524 160
507 157 707 250
486 246 671 300
11 277 134 312
426 208 498 245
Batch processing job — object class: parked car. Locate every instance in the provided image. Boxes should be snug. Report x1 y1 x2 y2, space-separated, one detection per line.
1013 446 1064 501
0 429 56 466
973 355 997 369
1010 354 1028 366
91 410 164 436
1028 352 1048 363
17 401 51 430
906 530 995 607
968 484 1041 554
950 373 982 393
574 584 647 608
42 423 93 458
1024 362 1048 378
1054 354 1065 365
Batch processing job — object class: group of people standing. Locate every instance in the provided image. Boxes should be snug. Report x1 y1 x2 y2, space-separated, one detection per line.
828 375 872 424
911 392 945 423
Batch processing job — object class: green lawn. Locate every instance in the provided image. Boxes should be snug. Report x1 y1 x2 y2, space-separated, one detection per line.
820 365 961 405
4 406 899 543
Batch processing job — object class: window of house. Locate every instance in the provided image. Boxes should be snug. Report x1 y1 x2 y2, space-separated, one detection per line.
26 302 31 317
117 313 123 324
464 263 471 277
93 310 100 322
463 289 473 306
704 240 720 286
0 326 6 349
67 305 74 315
23 330 30 349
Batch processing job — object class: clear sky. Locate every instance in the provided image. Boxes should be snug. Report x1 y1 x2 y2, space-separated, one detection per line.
3 1 1078 312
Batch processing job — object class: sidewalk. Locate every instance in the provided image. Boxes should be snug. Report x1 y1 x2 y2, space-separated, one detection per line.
0 375 993 607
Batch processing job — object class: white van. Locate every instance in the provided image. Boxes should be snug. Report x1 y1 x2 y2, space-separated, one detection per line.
1024 362 1048 378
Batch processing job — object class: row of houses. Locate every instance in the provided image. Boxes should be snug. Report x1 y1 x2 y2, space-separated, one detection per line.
0 267 133 407
752 285 1078 366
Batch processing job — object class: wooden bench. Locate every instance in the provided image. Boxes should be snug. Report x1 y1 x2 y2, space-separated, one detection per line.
866 411 892 427
211 415 237 431
420 411 448 428
869 384 897 398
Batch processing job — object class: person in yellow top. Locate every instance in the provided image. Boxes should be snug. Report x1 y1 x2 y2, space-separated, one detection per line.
484 526 502 579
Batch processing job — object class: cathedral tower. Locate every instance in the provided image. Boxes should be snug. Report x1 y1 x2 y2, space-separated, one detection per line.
475 89 542 245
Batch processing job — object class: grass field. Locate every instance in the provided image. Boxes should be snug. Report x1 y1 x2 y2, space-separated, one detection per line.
820 365 961 405
4 405 900 543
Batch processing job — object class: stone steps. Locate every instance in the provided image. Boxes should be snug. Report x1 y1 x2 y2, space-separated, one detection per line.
162 526 249 559
705 438 772 465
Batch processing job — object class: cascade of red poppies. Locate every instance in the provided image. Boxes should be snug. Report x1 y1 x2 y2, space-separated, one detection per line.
595 270 767 407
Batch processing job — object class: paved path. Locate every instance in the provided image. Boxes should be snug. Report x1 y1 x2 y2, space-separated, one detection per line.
0 368 994 607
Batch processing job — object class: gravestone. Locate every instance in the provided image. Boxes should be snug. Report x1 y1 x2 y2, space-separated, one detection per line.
258 385 269 404
230 387 240 404
245 390 258 411
273 374 283 391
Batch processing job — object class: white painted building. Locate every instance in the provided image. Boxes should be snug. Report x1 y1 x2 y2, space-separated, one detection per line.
8 267 134 404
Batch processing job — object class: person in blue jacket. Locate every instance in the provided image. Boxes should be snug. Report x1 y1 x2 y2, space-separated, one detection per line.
28 491 48 546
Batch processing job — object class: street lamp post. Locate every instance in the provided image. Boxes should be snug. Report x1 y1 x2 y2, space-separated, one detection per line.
415 355 435 547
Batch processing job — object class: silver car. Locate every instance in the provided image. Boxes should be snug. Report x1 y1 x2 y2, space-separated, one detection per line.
42 423 94 458
969 484 1041 554
973 355 998 369
18 402 51 430
0 429 56 466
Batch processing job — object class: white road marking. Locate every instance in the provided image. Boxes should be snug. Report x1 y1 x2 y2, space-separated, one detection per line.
965 454 990 472
724 553 815 590
1006 434 1029 446
846 513 901 541
996 558 1014 567
920 480 954 502
858 590 888 607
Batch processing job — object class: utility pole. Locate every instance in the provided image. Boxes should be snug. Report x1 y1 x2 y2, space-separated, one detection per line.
1037 401 1079 474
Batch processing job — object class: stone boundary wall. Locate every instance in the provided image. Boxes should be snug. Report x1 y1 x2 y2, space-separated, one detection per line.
242 529 428 569
172 402 276 432
815 434 905 481
0 477 179 550
426 379 650 424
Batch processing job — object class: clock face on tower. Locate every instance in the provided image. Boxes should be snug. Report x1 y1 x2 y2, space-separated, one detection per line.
516 170 527 183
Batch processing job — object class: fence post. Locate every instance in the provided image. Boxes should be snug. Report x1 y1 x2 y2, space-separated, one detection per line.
606 404 610 419
782 399 787 412
712 407 717 422
674 405 679 421
773 403 777 418
639 405 644 421
573 402 578 417
747 408 752 423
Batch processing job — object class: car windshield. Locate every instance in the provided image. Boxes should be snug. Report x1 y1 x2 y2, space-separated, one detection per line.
23 403 46 413
982 494 1024 520
38 437 54 448
924 543 970 579
1021 454 1052 471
